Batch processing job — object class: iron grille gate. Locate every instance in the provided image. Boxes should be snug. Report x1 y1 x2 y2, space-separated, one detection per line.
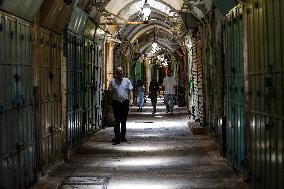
38 28 63 174
0 11 36 189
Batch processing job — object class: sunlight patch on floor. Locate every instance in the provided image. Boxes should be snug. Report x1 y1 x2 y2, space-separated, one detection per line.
93 144 170 152
111 157 169 167
127 121 185 129
109 184 171 189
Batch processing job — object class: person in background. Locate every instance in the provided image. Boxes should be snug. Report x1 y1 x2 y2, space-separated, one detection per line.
136 79 145 112
158 82 164 97
108 67 133 144
162 69 177 115
149 78 159 114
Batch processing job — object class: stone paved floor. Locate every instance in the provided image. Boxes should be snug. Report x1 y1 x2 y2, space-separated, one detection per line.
30 98 250 189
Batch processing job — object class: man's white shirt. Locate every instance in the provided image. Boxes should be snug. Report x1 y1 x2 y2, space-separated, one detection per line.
162 76 177 94
109 78 133 101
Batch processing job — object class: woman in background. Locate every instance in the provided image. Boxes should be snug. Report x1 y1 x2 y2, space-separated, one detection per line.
136 80 145 112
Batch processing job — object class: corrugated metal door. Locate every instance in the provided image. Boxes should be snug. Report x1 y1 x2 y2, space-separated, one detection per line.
94 44 102 129
82 38 95 135
223 5 245 172
65 31 83 149
0 12 35 189
246 0 284 188
38 28 63 174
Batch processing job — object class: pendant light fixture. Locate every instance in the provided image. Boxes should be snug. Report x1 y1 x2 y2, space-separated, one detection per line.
152 25 157 49
142 0 151 21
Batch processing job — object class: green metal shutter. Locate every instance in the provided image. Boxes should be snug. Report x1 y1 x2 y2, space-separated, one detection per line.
247 0 284 188
224 5 245 172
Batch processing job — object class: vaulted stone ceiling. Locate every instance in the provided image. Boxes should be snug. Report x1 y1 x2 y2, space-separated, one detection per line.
102 0 184 56
82 0 236 55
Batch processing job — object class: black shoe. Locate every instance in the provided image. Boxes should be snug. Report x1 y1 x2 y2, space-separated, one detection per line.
112 138 120 144
120 138 127 142
166 108 169 113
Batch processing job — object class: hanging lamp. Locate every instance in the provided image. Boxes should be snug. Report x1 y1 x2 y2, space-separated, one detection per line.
142 0 151 21
152 26 157 49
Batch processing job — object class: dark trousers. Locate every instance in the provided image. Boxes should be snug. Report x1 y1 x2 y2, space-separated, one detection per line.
112 100 129 139
150 95 157 111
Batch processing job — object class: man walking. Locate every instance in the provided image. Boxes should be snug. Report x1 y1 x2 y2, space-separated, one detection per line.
162 69 177 115
149 78 159 114
109 67 133 144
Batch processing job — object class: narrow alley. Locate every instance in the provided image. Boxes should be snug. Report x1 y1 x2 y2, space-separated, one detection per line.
31 98 249 189
1 0 283 189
